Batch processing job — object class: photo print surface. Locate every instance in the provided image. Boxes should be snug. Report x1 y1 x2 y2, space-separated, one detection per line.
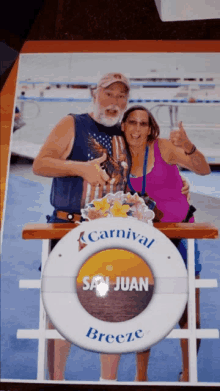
2 47 220 385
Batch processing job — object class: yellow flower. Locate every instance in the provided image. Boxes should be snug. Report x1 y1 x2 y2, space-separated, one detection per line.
93 198 110 214
110 201 130 217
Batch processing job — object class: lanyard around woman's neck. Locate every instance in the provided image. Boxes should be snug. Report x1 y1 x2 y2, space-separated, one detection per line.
127 145 149 196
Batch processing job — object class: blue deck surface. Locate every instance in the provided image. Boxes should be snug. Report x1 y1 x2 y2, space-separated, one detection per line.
1 173 220 382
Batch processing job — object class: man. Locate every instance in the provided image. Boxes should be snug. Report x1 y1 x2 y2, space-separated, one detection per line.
33 73 130 216
33 73 131 380
33 72 190 381
13 106 26 132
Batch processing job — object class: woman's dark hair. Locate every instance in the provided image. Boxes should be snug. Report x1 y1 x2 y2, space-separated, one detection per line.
121 105 160 142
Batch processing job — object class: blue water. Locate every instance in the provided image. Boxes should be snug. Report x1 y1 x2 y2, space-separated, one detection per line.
1 174 220 382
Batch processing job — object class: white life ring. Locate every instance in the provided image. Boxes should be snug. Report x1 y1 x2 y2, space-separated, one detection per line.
41 218 188 353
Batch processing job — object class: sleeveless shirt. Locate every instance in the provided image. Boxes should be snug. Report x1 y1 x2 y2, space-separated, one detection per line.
50 113 128 213
129 139 193 223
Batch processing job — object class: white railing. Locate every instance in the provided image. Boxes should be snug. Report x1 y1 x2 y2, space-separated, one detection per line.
17 224 219 384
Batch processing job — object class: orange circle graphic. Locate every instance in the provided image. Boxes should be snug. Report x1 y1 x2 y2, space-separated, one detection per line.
77 248 154 322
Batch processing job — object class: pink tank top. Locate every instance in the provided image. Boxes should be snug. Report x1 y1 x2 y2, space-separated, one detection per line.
129 139 192 223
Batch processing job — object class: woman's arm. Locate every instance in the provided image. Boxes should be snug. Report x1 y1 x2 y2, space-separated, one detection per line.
32 115 109 186
159 122 211 175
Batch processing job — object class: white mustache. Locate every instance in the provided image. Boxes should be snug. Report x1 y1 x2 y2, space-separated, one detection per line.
106 105 120 114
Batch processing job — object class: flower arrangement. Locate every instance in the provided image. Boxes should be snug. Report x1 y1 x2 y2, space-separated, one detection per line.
81 191 155 225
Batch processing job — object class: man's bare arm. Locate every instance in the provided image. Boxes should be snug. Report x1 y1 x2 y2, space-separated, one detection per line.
33 115 109 186
180 176 190 203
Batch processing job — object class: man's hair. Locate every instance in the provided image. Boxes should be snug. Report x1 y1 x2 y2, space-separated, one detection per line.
121 105 160 142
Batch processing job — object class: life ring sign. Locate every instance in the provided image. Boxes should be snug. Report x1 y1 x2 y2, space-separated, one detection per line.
41 218 188 353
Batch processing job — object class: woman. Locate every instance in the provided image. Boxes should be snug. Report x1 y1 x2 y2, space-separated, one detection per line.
100 105 210 382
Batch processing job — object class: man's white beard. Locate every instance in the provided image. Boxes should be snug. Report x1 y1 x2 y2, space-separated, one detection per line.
93 103 123 127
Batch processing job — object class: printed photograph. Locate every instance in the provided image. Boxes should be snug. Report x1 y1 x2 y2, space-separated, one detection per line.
1 50 220 385
76 248 155 322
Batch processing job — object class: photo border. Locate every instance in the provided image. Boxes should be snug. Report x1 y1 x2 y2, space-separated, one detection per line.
1 40 220 391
